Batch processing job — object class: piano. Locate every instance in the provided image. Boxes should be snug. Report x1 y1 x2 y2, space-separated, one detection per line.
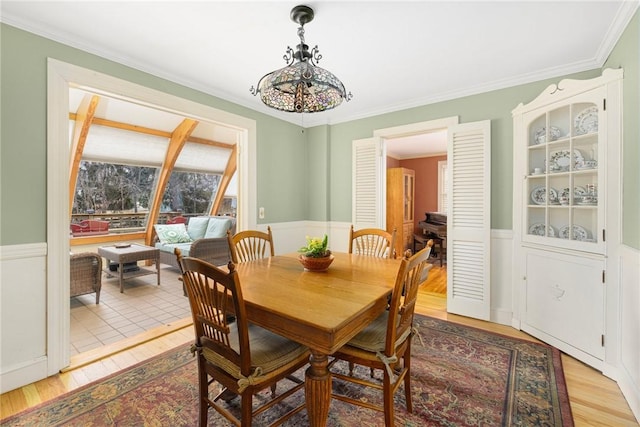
417 212 447 266
418 212 447 238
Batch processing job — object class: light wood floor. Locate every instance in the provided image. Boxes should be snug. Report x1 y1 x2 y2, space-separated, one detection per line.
1 265 637 426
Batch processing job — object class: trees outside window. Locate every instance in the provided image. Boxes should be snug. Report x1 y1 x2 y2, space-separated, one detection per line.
162 171 220 215
71 162 234 232
73 161 157 214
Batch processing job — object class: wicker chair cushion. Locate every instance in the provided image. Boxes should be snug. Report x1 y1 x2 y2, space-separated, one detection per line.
202 323 308 378
204 217 234 238
345 312 412 354
187 217 210 240
154 224 192 244
155 242 192 256
346 312 389 352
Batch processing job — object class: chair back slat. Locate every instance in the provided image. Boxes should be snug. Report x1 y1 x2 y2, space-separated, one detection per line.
349 225 397 259
228 226 275 263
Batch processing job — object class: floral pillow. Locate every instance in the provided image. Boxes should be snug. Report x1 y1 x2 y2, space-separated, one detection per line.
154 224 192 244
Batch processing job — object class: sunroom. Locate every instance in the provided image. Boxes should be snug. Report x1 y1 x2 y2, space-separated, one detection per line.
68 87 239 246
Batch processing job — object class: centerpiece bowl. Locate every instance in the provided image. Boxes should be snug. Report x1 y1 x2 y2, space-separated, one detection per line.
298 253 334 271
298 234 333 271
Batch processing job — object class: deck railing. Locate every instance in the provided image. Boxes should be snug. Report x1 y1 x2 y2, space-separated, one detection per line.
70 212 191 233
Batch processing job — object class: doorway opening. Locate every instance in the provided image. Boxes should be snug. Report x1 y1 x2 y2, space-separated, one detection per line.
375 117 458 301
48 59 256 373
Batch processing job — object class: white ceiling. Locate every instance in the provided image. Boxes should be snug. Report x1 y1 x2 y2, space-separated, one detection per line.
2 1 637 158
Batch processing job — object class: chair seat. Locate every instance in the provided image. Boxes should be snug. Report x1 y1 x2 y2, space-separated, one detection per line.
346 312 389 352
202 324 309 380
338 312 412 356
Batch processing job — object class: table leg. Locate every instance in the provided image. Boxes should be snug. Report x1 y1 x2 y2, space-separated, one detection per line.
119 261 124 293
305 350 331 427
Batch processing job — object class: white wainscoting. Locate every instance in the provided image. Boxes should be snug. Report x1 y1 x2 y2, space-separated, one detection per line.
258 221 353 255
617 244 640 421
490 229 514 326
0 243 49 393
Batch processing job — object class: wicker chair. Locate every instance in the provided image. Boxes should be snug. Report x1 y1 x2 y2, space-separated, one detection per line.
70 252 102 304
349 225 397 259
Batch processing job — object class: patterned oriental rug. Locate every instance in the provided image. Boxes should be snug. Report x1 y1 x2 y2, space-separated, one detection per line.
2 315 573 426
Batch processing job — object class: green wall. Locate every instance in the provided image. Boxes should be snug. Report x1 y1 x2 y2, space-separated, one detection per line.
306 125 330 221
322 70 597 226
0 24 306 245
316 10 639 249
2 11 638 249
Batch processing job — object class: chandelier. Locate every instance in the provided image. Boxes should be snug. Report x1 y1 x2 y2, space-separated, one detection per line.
250 5 352 113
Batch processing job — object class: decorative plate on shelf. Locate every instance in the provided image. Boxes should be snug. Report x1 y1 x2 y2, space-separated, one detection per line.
528 223 556 237
548 149 584 171
574 106 598 135
576 163 597 171
533 126 562 145
576 198 598 206
559 186 587 200
559 225 590 241
530 186 558 205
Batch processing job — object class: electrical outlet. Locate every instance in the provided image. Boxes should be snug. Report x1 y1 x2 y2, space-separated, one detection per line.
259 207 265 219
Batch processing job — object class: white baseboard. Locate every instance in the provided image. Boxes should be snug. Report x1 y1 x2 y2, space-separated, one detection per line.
1 357 49 394
617 371 640 424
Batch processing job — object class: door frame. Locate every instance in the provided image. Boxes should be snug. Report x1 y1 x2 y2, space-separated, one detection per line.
373 116 459 227
47 59 256 373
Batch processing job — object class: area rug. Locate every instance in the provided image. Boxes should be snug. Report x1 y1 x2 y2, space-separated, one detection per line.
1 315 573 426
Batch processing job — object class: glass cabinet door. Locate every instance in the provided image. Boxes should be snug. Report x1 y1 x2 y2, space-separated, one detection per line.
523 88 604 253
403 172 414 222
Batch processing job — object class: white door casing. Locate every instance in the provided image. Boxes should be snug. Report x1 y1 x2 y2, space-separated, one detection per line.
47 59 256 374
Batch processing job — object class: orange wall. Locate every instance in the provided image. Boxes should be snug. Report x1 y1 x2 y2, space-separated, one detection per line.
386 157 400 168
395 155 447 233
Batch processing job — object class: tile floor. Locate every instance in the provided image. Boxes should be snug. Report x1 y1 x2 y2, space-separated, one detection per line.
70 265 190 356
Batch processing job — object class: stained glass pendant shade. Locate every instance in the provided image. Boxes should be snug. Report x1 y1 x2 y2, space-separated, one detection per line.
250 5 352 113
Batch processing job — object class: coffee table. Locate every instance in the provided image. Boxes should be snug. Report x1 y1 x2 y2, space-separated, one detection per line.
98 243 160 293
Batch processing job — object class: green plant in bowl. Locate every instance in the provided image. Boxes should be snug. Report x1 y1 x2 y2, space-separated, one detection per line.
298 235 331 258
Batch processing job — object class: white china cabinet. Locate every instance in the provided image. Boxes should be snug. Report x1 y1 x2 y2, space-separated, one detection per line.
512 69 622 371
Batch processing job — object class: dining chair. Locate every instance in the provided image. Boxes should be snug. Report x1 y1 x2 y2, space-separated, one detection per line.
329 241 434 427
227 226 275 263
348 225 397 259
175 249 309 427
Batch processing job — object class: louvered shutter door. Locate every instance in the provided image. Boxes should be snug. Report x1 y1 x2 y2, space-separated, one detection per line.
352 137 385 229
446 121 491 320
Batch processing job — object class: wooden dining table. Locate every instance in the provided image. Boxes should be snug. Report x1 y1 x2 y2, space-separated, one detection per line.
233 251 401 427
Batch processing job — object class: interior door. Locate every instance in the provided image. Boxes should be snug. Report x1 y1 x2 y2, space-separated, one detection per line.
351 137 386 230
446 120 492 320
